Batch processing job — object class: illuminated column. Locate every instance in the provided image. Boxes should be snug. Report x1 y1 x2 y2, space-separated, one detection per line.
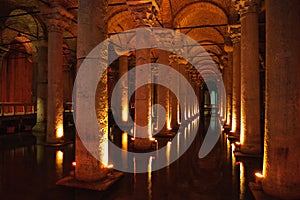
169 55 179 128
44 7 73 143
262 1 300 198
127 1 157 138
157 50 170 131
75 0 109 181
229 25 241 135
32 40 48 133
119 55 129 123
234 0 261 154
223 47 233 128
178 62 188 122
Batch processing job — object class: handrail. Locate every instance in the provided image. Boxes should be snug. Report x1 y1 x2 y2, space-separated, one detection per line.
0 102 74 117
0 102 35 117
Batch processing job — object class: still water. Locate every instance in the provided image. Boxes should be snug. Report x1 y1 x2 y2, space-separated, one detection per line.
0 116 260 200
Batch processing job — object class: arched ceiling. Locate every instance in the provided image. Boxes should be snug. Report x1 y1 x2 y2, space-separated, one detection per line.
0 0 239 66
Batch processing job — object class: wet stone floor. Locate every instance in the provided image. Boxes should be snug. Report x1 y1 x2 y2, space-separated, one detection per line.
0 117 261 200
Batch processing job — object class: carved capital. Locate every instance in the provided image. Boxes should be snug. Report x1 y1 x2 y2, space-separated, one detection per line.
228 24 241 44
127 1 158 27
232 0 258 16
153 30 174 49
43 6 73 33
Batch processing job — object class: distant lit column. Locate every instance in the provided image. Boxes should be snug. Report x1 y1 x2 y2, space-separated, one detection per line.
169 55 179 128
229 25 241 135
178 60 188 122
262 1 300 199
33 40 48 133
157 50 170 131
119 55 129 123
234 0 261 154
223 46 233 128
44 7 73 143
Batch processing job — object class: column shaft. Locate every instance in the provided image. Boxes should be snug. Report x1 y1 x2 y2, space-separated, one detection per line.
33 41 48 133
75 0 108 181
231 37 241 135
262 1 300 198
47 28 64 142
240 3 261 154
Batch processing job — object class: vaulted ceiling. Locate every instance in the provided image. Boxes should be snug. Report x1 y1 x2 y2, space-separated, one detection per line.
0 0 265 68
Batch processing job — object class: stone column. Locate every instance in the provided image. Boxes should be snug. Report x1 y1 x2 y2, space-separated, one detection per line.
127 1 157 139
178 61 188 122
223 47 233 128
74 0 109 181
44 6 73 143
32 40 48 133
157 50 170 132
229 25 241 135
262 1 300 199
119 55 129 123
234 0 261 154
169 55 180 129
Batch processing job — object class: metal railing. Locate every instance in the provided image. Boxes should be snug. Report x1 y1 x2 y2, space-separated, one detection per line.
0 102 35 117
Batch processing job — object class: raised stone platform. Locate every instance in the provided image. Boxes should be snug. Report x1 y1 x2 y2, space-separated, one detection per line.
234 151 261 158
56 171 124 191
249 182 280 200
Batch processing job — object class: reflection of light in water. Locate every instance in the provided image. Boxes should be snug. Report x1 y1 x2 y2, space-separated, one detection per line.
177 106 181 124
122 132 128 167
133 157 136 186
15 147 25 156
231 143 236 178
56 150 63 177
177 133 180 157
122 132 128 150
148 156 153 200
36 145 43 165
166 141 171 166
184 127 187 147
239 162 245 200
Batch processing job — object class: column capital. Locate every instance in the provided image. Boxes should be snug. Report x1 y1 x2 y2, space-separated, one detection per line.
127 0 159 27
228 24 241 44
153 29 174 49
170 55 188 65
43 6 73 33
232 0 258 16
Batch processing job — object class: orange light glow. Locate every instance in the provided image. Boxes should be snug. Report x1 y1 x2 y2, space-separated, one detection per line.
72 161 76 167
56 124 64 138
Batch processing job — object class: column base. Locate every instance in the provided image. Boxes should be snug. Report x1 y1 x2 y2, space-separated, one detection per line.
262 180 300 200
239 144 261 156
56 170 123 191
32 122 46 134
249 182 279 200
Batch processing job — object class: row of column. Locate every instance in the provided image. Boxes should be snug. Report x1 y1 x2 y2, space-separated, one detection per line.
226 0 261 155
226 0 300 198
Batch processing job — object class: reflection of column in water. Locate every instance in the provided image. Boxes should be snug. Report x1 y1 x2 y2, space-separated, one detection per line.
148 156 153 200
133 156 136 191
122 132 128 168
36 145 44 165
239 162 245 200
177 133 180 158
56 150 64 178
184 126 187 147
231 143 237 199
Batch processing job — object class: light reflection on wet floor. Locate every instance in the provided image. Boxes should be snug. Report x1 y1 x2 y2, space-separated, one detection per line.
0 116 260 200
